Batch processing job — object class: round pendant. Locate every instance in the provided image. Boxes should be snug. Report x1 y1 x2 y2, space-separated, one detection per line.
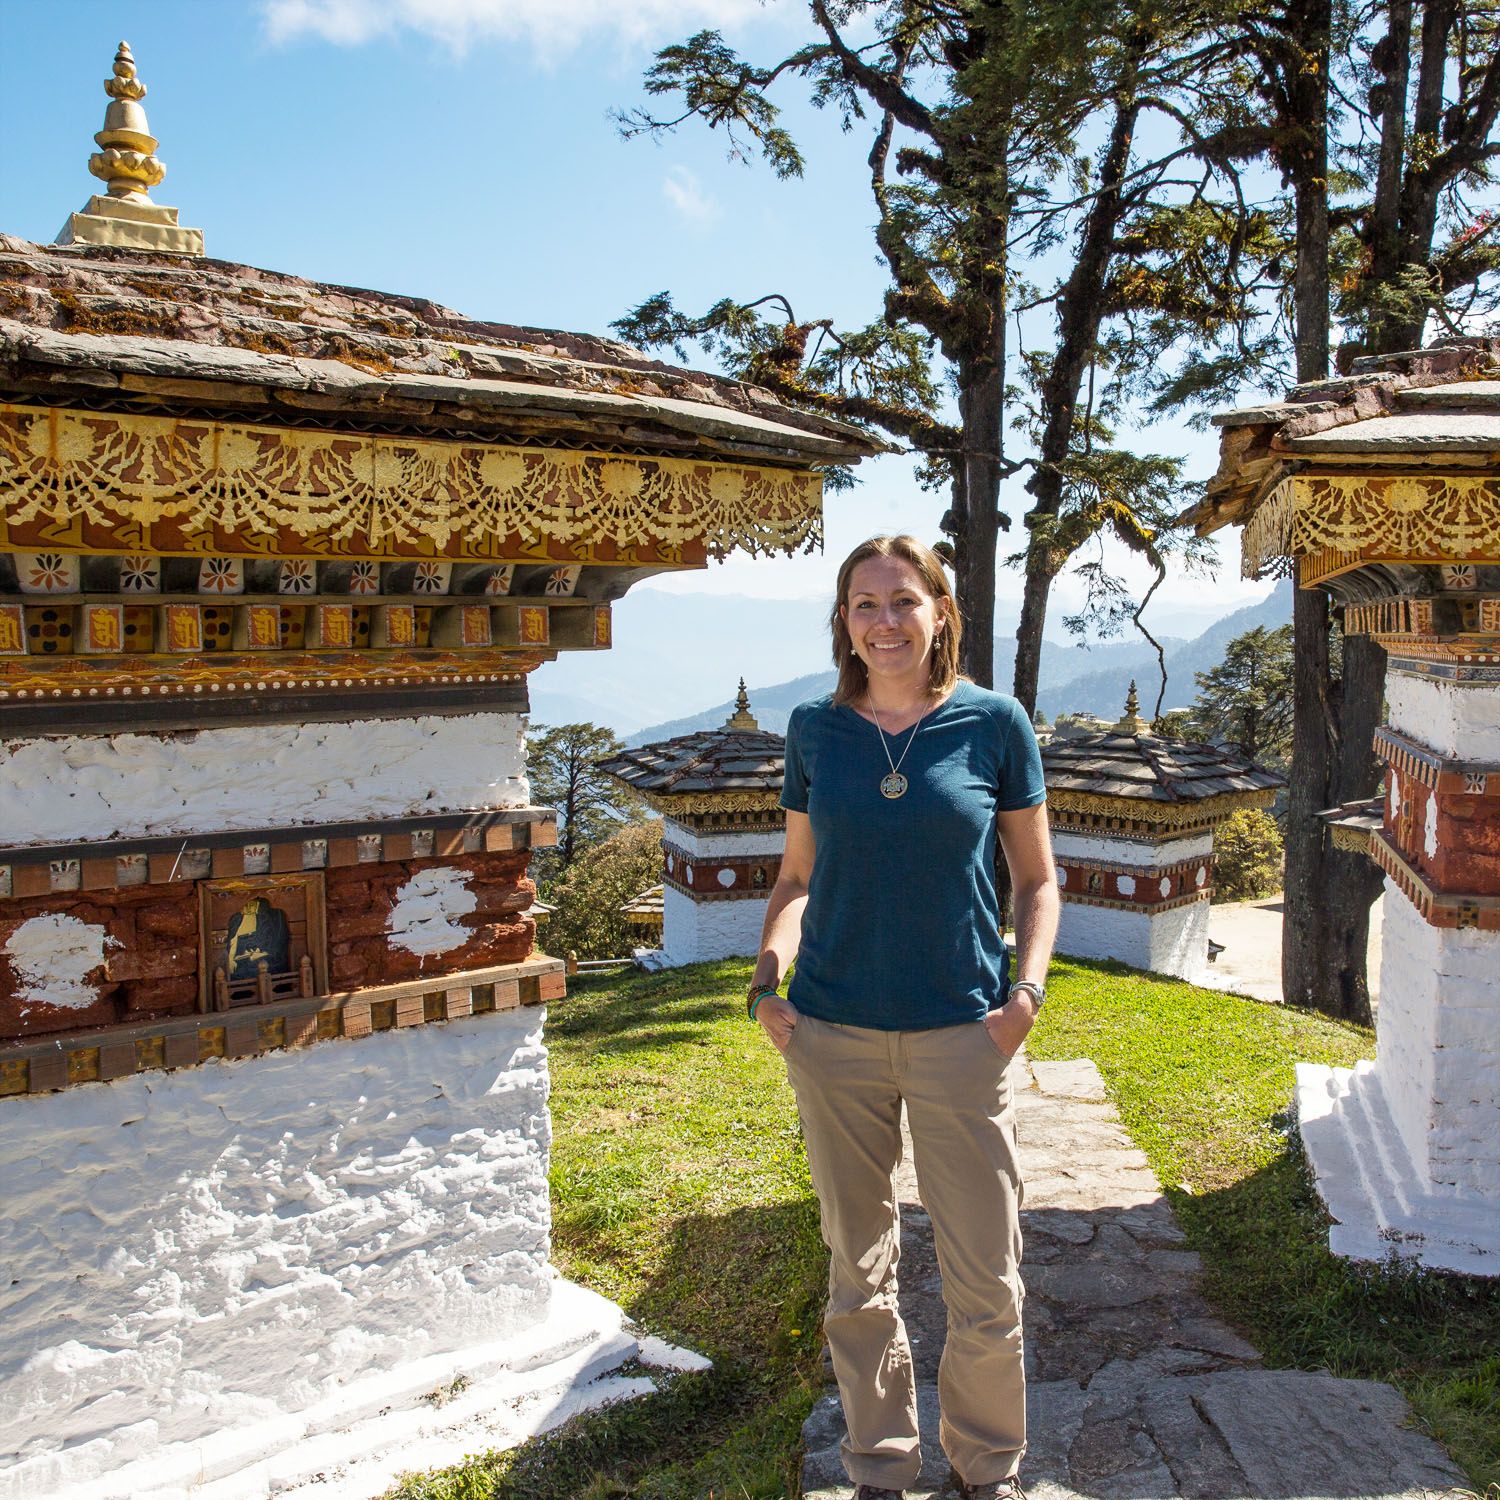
880 772 908 800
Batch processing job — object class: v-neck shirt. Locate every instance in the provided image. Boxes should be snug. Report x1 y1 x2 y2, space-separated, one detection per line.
779 680 1046 1030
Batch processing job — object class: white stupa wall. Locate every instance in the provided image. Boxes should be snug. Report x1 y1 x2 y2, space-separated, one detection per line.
1375 878 1499 1193
1051 829 1213 980
659 883 770 965
1053 893 1209 980
1297 667 1500 1275
0 1009 553 1499
655 820 783 966
0 712 529 846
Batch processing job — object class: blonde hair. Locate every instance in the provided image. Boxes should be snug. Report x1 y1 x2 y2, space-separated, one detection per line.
830 534 962 705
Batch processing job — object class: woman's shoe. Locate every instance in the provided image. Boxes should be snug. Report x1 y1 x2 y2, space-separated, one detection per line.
948 1473 1027 1500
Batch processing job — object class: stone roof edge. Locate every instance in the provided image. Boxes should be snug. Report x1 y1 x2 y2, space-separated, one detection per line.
0 237 888 458
0 319 872 463
1187 338 1500 535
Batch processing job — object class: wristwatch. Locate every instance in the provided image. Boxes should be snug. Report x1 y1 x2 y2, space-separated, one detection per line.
1009 979 1046 1009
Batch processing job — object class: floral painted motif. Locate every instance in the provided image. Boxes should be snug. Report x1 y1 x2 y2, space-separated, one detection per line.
413 562 451 594
349 561 380 595
21 553 77 593
545 566 581 597
484 566 515 596
199 557 244 594
278 559 316 595
119 555 160 593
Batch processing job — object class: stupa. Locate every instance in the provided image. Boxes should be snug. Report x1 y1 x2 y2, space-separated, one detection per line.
1042 684 1284 979
1189 339 1500 1274
0 45 877 1500
598 682 786 966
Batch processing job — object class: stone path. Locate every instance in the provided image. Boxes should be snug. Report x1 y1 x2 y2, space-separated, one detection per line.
800 1057 1465 1500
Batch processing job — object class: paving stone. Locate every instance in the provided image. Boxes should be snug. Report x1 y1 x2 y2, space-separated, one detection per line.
1027 1260 1178 1308
797 1060 1466 1500
1030 1058 1107 1099
1189 1369 1467 1496
1021 1207 1097 1246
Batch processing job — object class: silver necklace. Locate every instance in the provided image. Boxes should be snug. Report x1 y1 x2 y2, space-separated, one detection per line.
869 700 927 799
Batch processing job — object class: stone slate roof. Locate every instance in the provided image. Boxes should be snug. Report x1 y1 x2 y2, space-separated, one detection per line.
1042 732 1285 805
598 725 785 799
1186 338 1500 536
0 236 882 465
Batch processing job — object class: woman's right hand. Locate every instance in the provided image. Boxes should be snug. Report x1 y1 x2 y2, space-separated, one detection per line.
756 995 799 1053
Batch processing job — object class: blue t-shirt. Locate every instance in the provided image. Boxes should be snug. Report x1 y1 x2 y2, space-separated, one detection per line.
779 681 1046 1031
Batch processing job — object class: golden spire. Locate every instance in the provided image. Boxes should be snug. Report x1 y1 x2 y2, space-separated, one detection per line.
725 678 760 731
89 42 165 201
56 42 204 255
1113 680 1146 736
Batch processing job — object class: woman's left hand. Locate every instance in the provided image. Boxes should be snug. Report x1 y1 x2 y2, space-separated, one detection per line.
983 992 1039 1060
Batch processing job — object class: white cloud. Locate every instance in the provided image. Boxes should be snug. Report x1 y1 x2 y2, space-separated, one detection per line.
261 0 777 57
661 165 721 226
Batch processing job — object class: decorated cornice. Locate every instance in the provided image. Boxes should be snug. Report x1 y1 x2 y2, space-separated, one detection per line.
1372 832 1500 931
1242 472 1500 578
0 404 823 564
1375 727 1498 796
1046 786 1276 829
0 956 565 1100
639 790 786 818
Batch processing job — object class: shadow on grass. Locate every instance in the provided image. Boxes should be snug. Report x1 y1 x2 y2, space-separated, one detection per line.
550 963 749 1057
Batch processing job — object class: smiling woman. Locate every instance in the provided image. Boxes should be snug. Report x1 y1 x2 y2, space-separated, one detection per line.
745 534 1059 1500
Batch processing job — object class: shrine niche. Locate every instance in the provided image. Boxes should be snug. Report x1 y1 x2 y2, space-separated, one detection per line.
200 873 325 1010
1188 337 1500 1276
0 42 879 1500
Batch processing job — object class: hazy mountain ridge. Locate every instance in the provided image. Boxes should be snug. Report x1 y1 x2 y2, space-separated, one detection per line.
624 579 1292 742
1033 578 1293 720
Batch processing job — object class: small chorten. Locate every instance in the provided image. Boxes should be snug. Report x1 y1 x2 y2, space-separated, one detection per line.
56 42 205 256
725 677 760 731
1113 681 1147 736
598 680 787 968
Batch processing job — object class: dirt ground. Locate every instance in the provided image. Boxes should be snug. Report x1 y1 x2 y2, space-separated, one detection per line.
1197 893 1384 1011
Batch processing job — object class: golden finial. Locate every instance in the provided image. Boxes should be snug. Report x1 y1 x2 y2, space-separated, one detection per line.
725 678 760 731
90 43 166 201
1113 680 1146 736
56 42 204 254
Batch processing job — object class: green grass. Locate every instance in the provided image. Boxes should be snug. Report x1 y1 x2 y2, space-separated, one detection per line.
383 956 1500 1498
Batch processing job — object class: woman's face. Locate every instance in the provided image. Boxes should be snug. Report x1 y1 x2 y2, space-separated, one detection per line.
840 554 948 694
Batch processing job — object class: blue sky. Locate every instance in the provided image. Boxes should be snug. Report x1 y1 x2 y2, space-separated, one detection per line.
2 0 1276 716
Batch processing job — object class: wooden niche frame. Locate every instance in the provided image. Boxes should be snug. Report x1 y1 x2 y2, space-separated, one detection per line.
198 872 329 1013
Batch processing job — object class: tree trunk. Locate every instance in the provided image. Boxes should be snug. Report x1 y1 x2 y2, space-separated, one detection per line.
955 376 1003 689
1012 559 1053 717
1279 0 1381 1022
1283 589 1342 1013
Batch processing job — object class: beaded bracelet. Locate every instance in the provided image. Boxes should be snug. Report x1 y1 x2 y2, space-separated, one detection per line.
747 985 779 1021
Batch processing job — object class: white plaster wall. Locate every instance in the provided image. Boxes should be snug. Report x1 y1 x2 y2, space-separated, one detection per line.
0 1011 552 1498
1050 831 1214 867
1376 877 1500 1195
661 884 769 965
1055 897 1209 981
1385 675 1500 760
662 822 786 858
1 713 529 847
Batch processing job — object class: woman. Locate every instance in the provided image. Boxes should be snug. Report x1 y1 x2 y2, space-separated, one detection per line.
747 535 1058 1500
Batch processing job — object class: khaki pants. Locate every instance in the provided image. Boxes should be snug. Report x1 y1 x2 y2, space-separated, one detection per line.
784 1012 1025 1491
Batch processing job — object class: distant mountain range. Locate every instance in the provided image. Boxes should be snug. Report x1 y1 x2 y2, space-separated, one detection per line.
624 579 1293 743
